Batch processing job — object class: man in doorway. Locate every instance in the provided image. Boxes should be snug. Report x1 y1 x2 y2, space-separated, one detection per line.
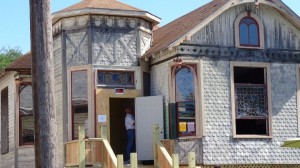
124 108 135 164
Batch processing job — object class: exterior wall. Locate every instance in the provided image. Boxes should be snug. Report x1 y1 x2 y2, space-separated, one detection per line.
190 3 300 50
202 59 300 165
53 34 64 167
150 61 170 138
53 14 152 67
0 72 17 168
151 60 204 164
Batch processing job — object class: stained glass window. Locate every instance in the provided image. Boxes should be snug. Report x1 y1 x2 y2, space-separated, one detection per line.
97 71 134 87
175 65 196 136
239 17 259 47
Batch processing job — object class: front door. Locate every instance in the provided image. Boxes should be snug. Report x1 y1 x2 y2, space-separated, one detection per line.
135 95 164 161
109 98 135 155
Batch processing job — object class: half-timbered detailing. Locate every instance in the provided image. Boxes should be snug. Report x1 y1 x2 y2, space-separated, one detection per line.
93 29 139 66
140 32 152 56
66 31 89 67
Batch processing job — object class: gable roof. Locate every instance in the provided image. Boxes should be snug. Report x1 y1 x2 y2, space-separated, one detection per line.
145 0 228 57
145 0 300 57
5 52 31 72
52 0 160 25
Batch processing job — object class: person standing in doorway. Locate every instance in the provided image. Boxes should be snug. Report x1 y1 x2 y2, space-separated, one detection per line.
124 108 135 164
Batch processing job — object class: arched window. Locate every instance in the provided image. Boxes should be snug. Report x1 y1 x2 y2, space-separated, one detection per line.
235 12 264 49
239 17 259 47
175 65 197 137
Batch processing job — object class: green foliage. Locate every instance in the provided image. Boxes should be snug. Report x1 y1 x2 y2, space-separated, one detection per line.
0 47 22 71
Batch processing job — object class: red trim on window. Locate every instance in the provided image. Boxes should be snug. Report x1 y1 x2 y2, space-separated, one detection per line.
239 17 260 47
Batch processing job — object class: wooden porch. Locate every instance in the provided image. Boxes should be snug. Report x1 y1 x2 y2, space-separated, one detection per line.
65 125 197 168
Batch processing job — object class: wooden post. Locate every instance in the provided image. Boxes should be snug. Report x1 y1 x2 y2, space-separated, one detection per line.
79 126 85 168
172 154 179 168
30 0 57 167
117 155 123 168
130 153 138 168
188 152 196 168
153 124 159 167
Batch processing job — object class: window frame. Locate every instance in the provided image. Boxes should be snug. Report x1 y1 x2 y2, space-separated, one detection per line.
235 12 264 49
1 87 9 154
17 82 35 146
96 70 135 88
67 65 95 140
169 59 203 138
230 62 272 138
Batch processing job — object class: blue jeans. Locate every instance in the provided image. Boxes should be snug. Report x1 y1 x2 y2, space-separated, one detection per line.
125 129 135 161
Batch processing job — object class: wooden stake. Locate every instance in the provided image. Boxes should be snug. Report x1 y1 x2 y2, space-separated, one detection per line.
153 124 159 167
130 153 138 168
79 126 85 168
188 152 196 168
117 155 123 168
172 154 179 168
30 0 57 167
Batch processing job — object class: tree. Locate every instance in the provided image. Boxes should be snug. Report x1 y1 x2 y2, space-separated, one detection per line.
0 47 22 71
30 0 58 167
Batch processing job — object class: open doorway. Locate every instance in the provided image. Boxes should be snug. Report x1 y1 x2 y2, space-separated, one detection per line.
109 98 135 156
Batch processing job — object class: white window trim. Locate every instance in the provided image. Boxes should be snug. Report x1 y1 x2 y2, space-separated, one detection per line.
67 65 95 140
230 62 272 139
234 12 265 49
169 59 204 138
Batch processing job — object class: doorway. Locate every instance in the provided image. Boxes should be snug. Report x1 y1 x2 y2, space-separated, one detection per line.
109 98 135 155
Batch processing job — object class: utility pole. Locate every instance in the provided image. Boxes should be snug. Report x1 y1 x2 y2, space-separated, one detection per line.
29 0 58 167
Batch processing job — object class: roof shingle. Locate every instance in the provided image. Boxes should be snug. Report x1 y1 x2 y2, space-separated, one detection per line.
145 0 229 57
5 52 31 71
58 0 142 13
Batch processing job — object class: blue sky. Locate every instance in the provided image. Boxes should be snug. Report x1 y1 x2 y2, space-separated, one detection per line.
0 0 299 54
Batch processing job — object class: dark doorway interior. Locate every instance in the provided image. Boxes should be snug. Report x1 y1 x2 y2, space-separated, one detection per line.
109 98 135 155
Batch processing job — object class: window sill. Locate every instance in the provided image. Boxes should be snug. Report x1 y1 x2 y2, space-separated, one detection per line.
178 135 202 140
17 145 34 149
235 45 264 50
233 135 272 139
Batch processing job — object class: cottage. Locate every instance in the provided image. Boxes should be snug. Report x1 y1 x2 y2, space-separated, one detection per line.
1 0 300 167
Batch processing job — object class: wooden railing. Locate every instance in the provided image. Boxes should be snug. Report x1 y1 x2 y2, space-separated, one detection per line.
65 126 117 168
153 124 179 168
153 124 197 168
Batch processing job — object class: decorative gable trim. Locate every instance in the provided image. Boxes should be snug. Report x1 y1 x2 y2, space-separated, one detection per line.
163 0 300 56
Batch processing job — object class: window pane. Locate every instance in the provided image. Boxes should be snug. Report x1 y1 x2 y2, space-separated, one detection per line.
249 24 259 45
235 85 267 118
175 65 197 137
236 119 267 135
239 23 248 45
20 85 34 145
1 87 9 154
71 71 88 140
175 67 195 102
97 71 134 87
